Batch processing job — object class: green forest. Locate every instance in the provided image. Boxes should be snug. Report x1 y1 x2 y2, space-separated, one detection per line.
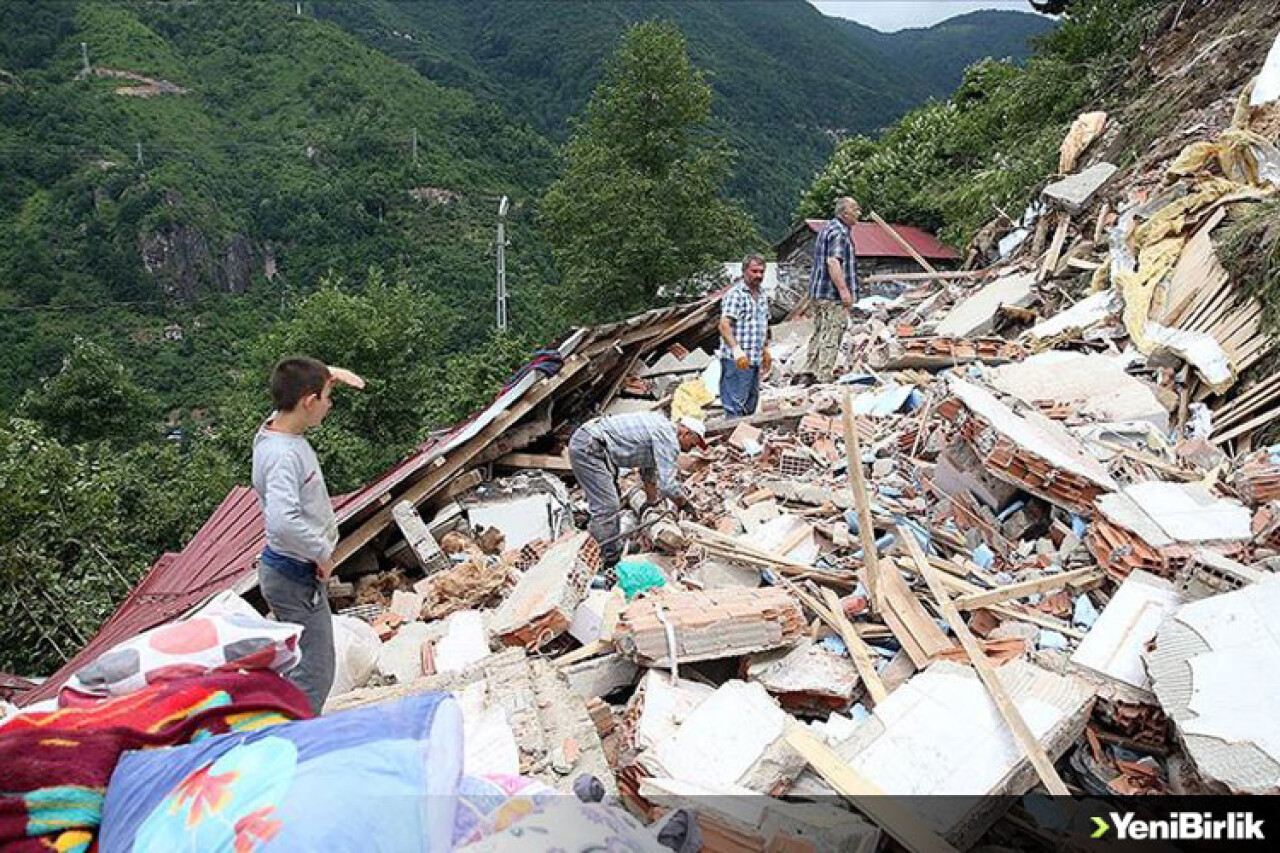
0 0 1077 674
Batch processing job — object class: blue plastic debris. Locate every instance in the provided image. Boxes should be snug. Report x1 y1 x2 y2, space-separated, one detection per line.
837 371 878 386
1037 629 1069 650
972 543 995 569
848 704 871 725
1073 593 1100 628
996 499 1026 523
1070 514 1088 539
820 635 849 657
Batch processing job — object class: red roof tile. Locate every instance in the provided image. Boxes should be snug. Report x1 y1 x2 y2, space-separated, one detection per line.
802 219 960 261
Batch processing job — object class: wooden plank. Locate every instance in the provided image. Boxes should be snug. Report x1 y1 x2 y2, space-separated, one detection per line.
863 269 993 284
842 389 882 607
331 355 591 568
898 528 1071 796
820 587 889 704
1038 212 1070 282
495 451 572 472
784 724 960 853
954 567 1104 611
869 210 938 276
600 349 642 410
1213 403 1280 445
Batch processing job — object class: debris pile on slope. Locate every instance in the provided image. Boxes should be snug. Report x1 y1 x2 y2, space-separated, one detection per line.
7 19 1280 852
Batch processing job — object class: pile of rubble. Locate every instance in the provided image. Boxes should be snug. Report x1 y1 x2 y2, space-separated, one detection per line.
293 62 1280 851
9 23 1280 851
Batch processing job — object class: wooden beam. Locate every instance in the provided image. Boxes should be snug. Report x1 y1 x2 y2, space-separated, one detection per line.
331 355 590 568
953 566 1103 611
842 389 882 607
868 210 938 276
898 528 1071 796
1038 211 1070 282
784 724 960 853
863 269 992 284
820 587 889 705
495 451 572 472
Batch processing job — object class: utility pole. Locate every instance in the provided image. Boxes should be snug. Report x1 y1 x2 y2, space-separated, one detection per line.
496 196 509 332
135 142 144 167
411 128 418 165
80 42 90 74
296 1 302 15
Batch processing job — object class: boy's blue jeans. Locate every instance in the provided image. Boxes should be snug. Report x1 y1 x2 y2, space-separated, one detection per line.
719 358 760 417
258 548 334 714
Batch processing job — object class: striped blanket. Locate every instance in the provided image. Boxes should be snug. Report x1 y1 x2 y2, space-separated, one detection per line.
0 669 310 853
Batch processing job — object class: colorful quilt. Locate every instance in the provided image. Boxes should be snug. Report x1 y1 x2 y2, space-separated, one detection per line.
99 692 463 853
0 670 310 853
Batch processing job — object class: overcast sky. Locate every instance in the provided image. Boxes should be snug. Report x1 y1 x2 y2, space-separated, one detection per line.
809 1 1046 32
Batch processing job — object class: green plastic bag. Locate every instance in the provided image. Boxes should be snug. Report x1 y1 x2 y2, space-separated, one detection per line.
616 560 665 600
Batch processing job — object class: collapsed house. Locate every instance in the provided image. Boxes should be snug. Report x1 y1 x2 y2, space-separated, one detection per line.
8 21 1280 853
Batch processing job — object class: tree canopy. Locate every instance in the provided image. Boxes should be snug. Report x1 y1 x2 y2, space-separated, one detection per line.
540 21 757 322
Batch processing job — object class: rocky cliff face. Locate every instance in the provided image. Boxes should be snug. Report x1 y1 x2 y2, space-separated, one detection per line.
139 224 257 300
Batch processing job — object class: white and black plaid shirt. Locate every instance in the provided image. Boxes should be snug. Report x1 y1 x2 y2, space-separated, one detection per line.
718 278 770 365
581 412 683 499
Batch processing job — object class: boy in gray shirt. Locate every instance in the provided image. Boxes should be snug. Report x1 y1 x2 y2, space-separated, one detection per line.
252 356 361 712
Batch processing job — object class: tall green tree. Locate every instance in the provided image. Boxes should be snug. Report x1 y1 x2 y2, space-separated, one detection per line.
19 337 159 447
540 21 757 322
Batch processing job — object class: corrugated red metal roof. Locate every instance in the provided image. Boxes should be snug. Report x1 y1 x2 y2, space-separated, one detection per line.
802 218 960 261
18 488 269 705
18 302 716 707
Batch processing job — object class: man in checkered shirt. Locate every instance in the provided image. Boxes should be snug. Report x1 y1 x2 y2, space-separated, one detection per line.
568 412 707 569
718 253 771 417
803 196 861 383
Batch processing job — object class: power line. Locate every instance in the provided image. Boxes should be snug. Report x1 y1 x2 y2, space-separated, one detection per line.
0 299 163 314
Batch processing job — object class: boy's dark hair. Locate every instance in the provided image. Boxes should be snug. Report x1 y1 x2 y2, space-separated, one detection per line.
270 357 330 411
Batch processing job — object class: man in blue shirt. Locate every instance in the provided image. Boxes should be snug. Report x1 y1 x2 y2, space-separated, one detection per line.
718 253 771 417
803 197 861 383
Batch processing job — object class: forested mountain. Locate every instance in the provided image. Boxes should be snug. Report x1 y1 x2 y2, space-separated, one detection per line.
0 0 563 405
831 10 1057 100
310 0 1052 233
0 0 1052 408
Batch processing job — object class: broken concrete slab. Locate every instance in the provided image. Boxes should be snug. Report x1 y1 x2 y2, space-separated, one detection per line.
640 680 807 794
490 531 596 649
620 670 716 757
328 647 615 794
563 650 640 696
740 514 819 565
433 610 490 674
942 376 1119 514
1025 290 1120 346
375 621 432 684
1042 162 1118 213
1145 578 1280 795
934 272 1036 338
391 500 451 574
569 588 624 646
1096 482 1253 548
933 440 1021 512
613 587 806 667
745 638 861 713
561 651 639 700
789 659 1093 847
640 776 880 853
689 557 761 590
987 351 1170 430
1070 570 1182 692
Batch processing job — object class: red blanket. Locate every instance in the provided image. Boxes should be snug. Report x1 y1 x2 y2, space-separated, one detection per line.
0 669 311 853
